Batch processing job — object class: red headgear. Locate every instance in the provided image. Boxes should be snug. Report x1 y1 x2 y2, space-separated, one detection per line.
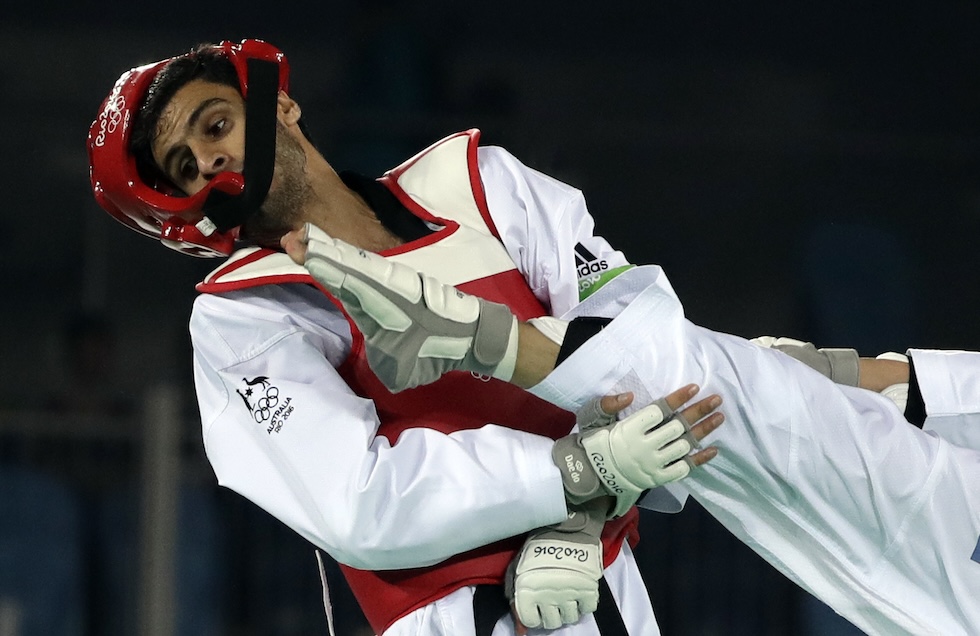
87 39 289 257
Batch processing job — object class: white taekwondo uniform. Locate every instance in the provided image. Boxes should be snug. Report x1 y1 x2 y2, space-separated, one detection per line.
532 268 980 636
907 349 980 452
191 130 979 636
190 131 656 635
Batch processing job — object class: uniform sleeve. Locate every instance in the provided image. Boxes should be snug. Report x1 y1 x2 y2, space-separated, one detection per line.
478 146 633 317
191 286 567 571
906 348 980 451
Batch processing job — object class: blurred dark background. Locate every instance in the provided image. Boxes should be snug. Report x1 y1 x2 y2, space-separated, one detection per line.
1 1 978 634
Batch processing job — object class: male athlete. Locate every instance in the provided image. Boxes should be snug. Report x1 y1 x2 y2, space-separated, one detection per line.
87 39 725 635
279 222 980 636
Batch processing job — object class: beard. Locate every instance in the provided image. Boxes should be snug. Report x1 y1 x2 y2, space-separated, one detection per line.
240 121 313 248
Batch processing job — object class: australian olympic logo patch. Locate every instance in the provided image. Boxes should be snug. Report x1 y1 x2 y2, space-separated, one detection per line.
236 376 294 434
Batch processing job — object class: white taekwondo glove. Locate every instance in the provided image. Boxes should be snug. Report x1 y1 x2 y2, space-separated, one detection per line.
301 223 519 391
751 336 860 386
506 498 606 630
504 399 622 630
554 396 699 518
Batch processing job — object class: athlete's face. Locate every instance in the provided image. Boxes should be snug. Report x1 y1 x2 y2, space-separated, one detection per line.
149 78 312 233
151 79 246 196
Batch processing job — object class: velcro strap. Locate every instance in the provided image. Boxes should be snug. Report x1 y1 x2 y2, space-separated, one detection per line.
515 537 603 580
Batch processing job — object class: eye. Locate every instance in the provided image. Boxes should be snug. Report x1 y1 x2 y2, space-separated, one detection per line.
207 118 226 137
177 156 198 181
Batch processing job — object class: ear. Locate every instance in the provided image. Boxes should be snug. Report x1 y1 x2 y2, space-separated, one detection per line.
276 91 302 126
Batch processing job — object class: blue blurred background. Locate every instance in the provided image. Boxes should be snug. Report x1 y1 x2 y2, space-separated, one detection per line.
1 2 978 634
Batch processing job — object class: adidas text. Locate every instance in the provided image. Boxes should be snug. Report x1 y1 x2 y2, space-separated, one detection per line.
577 260 609 277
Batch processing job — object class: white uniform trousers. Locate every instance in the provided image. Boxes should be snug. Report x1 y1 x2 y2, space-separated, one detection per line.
532 266 980 636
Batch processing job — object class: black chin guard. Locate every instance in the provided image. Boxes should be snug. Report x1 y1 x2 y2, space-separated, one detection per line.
199 58 280 234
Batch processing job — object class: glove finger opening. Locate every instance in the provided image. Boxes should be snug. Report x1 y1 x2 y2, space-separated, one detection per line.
515 598 543 629
658 436 694 464
559 600 582 625
658 411 702 450
540 605 563 630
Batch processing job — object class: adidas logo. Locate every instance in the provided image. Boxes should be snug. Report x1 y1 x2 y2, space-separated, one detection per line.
575 243 608 277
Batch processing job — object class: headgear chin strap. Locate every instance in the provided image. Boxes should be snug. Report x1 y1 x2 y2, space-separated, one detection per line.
196 57 280 237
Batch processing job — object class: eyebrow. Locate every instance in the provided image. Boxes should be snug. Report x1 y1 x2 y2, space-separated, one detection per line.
160 97 229 180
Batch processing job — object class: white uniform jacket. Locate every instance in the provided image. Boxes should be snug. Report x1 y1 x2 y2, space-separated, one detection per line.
190 133 655 635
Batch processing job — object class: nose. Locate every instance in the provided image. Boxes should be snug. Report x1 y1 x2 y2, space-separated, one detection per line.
196 148 230 180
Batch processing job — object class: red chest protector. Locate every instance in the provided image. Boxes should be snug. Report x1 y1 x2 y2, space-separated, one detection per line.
198 130 638 634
